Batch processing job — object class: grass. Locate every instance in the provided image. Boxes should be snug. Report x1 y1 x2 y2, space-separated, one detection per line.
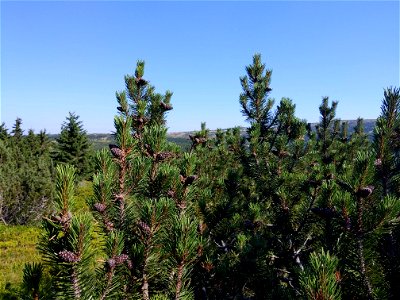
0 225 41 293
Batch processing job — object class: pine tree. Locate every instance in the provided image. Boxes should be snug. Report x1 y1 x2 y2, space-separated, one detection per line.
373 87 400 196
373 87 400 298
54 112 93 180
36 61 202 299
0 122 54 224
38 164 96 299
26 55 400 299
0 122 9 140
190 54 311 298
11 117 23 141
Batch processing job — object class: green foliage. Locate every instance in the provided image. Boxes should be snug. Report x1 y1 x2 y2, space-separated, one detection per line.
38 165 97 299
54 112 94 180
32 61 202 299
300 249 341 300
0 120 54 225
19 263 55 300
19 57 400 300
0 225 41 298
373 87 400 196
372 87 400 298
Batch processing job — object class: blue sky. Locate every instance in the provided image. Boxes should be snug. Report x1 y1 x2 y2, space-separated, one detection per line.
1 1 399 133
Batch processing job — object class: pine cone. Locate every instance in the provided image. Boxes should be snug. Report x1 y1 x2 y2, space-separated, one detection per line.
184 175 198 186
94 203 106 213
52 212 71 226
138 220 151 235
135 78 147 87
134 116 147 125
356 186 374 198
189 135 207 147
59 212 72 229
197 137 207 144
107 258 116 269
115 254 129 265
109 144 124 159
59 250 80 263
160 102 173 111
156 151 174 162
105 221 114 231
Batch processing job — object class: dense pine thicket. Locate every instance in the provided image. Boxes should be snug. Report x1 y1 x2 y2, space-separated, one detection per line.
0 119 54 225
0 113 93 225
13 55 400 299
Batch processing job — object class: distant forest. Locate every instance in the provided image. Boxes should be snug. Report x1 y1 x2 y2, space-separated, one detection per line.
46 118 377 152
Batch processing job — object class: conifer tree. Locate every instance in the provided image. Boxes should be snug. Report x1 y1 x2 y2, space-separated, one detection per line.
11 117 23 140
0 122 54 224
373 87 400 298
190 54 312 298
54 112 93 180
26 55 400 299
0 122 9 140
373 87 400 196
38 164 96 299
36 61 202 299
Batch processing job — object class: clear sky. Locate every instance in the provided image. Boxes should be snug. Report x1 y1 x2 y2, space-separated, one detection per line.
1 1 399 134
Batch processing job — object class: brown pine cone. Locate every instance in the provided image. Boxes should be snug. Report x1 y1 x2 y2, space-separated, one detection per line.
156 151 174 162
109 144 123 159
59 250 80 263
94 203 106 213
135 78 148 87
356 186 374 198
160 102 173 111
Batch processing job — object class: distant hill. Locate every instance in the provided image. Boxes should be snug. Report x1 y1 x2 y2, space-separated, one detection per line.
167 119 376 140
48 119 376 151
307 119 376 137
355 119 376 134
48 133 192 151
